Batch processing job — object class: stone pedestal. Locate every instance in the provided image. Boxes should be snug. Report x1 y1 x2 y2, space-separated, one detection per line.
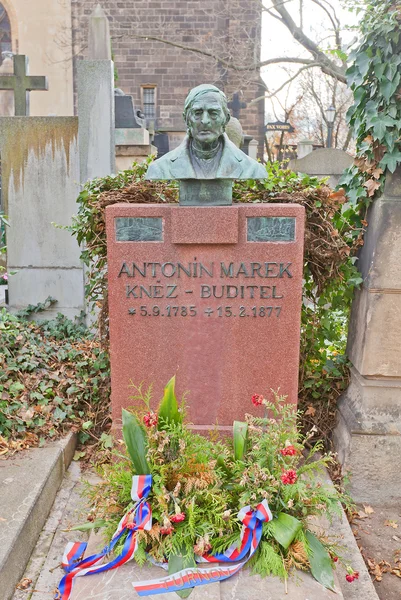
106 203 304 431
115 128 155 170
334 170 401 503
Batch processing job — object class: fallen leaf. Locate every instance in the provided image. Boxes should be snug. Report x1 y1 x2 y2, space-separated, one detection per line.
305 405 316 417
385 520 398 529
16 578 32 590
364 505 375 515
73 451 86 461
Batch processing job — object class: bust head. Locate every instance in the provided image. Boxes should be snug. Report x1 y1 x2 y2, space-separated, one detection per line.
183 84 230 150
145 82 267 185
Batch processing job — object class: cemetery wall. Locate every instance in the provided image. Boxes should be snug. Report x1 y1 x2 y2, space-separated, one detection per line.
1 0 74 116
71 0 265 151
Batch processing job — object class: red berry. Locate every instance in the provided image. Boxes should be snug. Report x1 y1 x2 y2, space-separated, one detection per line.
346 574 354 583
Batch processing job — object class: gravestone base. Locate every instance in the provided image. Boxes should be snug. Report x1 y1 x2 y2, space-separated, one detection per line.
106 203 305 429
333 366 401 504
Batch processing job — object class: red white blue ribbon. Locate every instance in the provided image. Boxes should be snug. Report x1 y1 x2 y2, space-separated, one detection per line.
58 474 272 598
132 499 273 596
56 474 152 600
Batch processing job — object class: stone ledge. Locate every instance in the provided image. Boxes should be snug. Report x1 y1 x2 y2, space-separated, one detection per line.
336 366 401 435
0 433 77 600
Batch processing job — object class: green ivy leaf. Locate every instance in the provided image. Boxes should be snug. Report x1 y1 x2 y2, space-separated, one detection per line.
53 407 67 421
380 72 401 103
355 51 370 78
380 150 401 173
371 115 395 141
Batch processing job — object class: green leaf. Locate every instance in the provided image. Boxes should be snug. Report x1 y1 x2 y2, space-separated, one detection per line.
54 407 67 421
305 530 335 591
380 150 401 174
371 115 395 141
269 513 302 550
158 375 182 429
233 421 248 461
380 72 401 103
168 550 196 598
355 51 370 78
122 408 150 474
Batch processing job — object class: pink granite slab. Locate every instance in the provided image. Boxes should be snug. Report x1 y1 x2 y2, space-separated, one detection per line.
106 204 305 430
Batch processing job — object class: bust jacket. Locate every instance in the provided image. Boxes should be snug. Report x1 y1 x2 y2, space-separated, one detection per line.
145 133 266 180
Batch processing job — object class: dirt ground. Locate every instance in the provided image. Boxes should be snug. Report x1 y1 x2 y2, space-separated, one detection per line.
351 504 401 599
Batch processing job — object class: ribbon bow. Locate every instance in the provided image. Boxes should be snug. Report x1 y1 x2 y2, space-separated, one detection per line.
57 474 152 600
132 499 273 596
57 476 273 598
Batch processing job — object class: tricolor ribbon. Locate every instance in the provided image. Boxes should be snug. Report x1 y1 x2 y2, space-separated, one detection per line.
132 499 273 596
56 474 152 600
58 474 273 598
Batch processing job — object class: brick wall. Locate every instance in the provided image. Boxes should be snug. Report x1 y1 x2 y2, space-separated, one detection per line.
71 0 264 152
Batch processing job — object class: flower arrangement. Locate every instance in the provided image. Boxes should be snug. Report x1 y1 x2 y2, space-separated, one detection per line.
76 377 355 597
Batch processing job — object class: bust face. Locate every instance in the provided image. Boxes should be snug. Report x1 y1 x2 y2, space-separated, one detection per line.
187 92 227 146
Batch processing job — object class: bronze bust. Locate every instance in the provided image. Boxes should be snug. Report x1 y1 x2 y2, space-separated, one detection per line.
146 84 266 181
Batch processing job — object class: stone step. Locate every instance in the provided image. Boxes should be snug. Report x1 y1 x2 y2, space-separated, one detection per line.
11 461 380 600
0 433 76 600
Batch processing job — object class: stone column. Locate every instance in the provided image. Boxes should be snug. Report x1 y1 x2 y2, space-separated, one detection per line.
77 60 115 183
334 168 401 503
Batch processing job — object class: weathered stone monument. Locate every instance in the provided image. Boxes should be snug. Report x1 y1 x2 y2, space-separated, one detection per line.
0 54 84 319
77 4 115 183
107 85 305 428
334 168 401 504
289 148 354 188
114 89 155 169
0 54 48 116
2 117 83 319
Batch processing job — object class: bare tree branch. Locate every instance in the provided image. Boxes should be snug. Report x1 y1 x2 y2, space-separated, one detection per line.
251 63 323 102
127 33 322 72
269 0 346 82
309 0 343 56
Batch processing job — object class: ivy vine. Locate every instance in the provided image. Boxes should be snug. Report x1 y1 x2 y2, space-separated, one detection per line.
339 1 401 212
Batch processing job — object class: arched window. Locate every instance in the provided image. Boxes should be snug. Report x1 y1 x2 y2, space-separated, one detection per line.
0 3 11 66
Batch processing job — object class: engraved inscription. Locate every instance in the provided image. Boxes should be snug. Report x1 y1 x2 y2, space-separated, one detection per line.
118 259 293 320
115 217 163 242
247 217 295 242
127 304 282 318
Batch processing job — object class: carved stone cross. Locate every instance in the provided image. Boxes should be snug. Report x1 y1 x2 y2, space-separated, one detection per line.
0 55 48 116
228 92 247 119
